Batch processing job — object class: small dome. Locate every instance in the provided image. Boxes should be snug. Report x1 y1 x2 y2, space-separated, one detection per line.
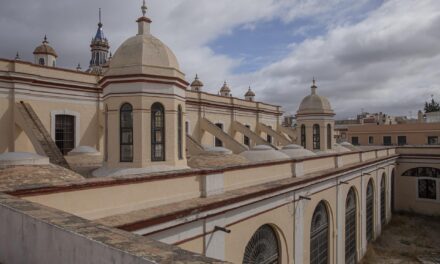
280 145 316 158
33 36 58 58
220 81 231 92
107 34 182 78
297 80 334 116
190 74 204 89
240 145 290 163
245 87 255 97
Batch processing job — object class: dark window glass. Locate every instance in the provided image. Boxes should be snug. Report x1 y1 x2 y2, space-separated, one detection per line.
311 202 329 264
243 225 279 264
178 105 183 160
402 167 440 178
352 137 359 146
366 181 374 242
215 123 223 147
345 189 357 264
185 121 189 135
151 103 165 161
418 179 436 200
383 136 392 146
55 115 75 155
104 105 108 162
368 136 374 145
313 124 320 150
39 58 45 65
397 136 407 146
381 176 386 225
428 136 439 145
244 125 250 147
327 124 332 149
120 103 133 162
301 125 306 148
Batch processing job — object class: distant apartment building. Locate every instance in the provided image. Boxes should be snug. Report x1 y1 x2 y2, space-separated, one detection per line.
346 123 440 146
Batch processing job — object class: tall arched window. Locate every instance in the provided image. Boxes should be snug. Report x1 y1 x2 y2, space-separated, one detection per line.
301 125 306 148
177 105 183 160
39 58 45 65
366 180 374 242
380 175 386 225
120 103 133 162
327 124 332 149
311 201 329 264
313 124 320 150
151 102 165 161
243 225 279 264
345 188 357 264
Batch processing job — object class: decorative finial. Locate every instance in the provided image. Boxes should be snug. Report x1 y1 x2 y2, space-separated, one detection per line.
76 63 82 71
195 74 199 80
311 77 317 94
141 0 147 17
15 52 21 60
43 35 48 44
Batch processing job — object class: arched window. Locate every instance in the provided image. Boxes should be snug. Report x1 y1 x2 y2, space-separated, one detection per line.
345 188 357 264
380 175 386 225
55 115 75 155
39 58 45 65
311 201 329 264
366 180 374 242
301 125 306 148
151 102 165 161
120 103 133 162
313 124 320 150
177 105 183 160
243 225 279 264
327 124 332 149
402 167 439 200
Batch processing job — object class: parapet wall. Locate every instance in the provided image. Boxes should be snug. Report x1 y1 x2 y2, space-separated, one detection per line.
0 193 224 264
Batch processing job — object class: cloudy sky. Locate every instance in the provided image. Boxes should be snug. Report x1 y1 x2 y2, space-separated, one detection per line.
1 0 439 118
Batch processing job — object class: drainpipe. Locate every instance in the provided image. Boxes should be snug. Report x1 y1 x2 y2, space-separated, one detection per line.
336 177 339 264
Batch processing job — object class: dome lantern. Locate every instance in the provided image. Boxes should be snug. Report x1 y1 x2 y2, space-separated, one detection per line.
33 35 58 67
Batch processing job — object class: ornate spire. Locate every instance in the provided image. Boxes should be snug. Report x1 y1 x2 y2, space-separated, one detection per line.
137 0 152 35
98 8 103 28
15 52 21 60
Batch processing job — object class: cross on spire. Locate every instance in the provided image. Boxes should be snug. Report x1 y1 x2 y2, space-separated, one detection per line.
141 0 147 17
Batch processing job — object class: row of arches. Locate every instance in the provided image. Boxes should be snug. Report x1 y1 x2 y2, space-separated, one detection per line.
114 102 184 162
242 174 388 264
300 124 332 150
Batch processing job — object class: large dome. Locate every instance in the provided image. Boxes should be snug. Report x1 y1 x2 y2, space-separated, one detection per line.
297 80 334 116
105 14 184 80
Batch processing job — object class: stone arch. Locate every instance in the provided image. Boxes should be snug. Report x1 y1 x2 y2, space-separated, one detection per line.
242 224 281 264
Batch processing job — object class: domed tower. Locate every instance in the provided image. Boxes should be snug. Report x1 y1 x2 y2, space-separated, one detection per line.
100 1 188 171
33 36 58 67
296 79 335 152
220 81 231 97
245 86 255 101
190 74 204 92
87 9 110 75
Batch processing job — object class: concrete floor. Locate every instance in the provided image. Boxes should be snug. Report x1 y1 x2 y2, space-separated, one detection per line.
361 213 440 264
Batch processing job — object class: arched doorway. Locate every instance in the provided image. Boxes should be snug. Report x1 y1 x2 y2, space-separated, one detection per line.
366 180 374 242
310 201 329 264
345 188 357 264
242 225 279 264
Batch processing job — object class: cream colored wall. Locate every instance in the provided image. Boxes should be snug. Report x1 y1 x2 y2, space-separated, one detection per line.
177 237 205 255
0 96 11 152
303 157 335 174
14 124 36 153
25 175 201 220
225 204 293 264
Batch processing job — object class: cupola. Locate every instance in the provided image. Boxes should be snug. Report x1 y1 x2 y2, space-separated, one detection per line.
190 74 204 92
33 36 58 67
